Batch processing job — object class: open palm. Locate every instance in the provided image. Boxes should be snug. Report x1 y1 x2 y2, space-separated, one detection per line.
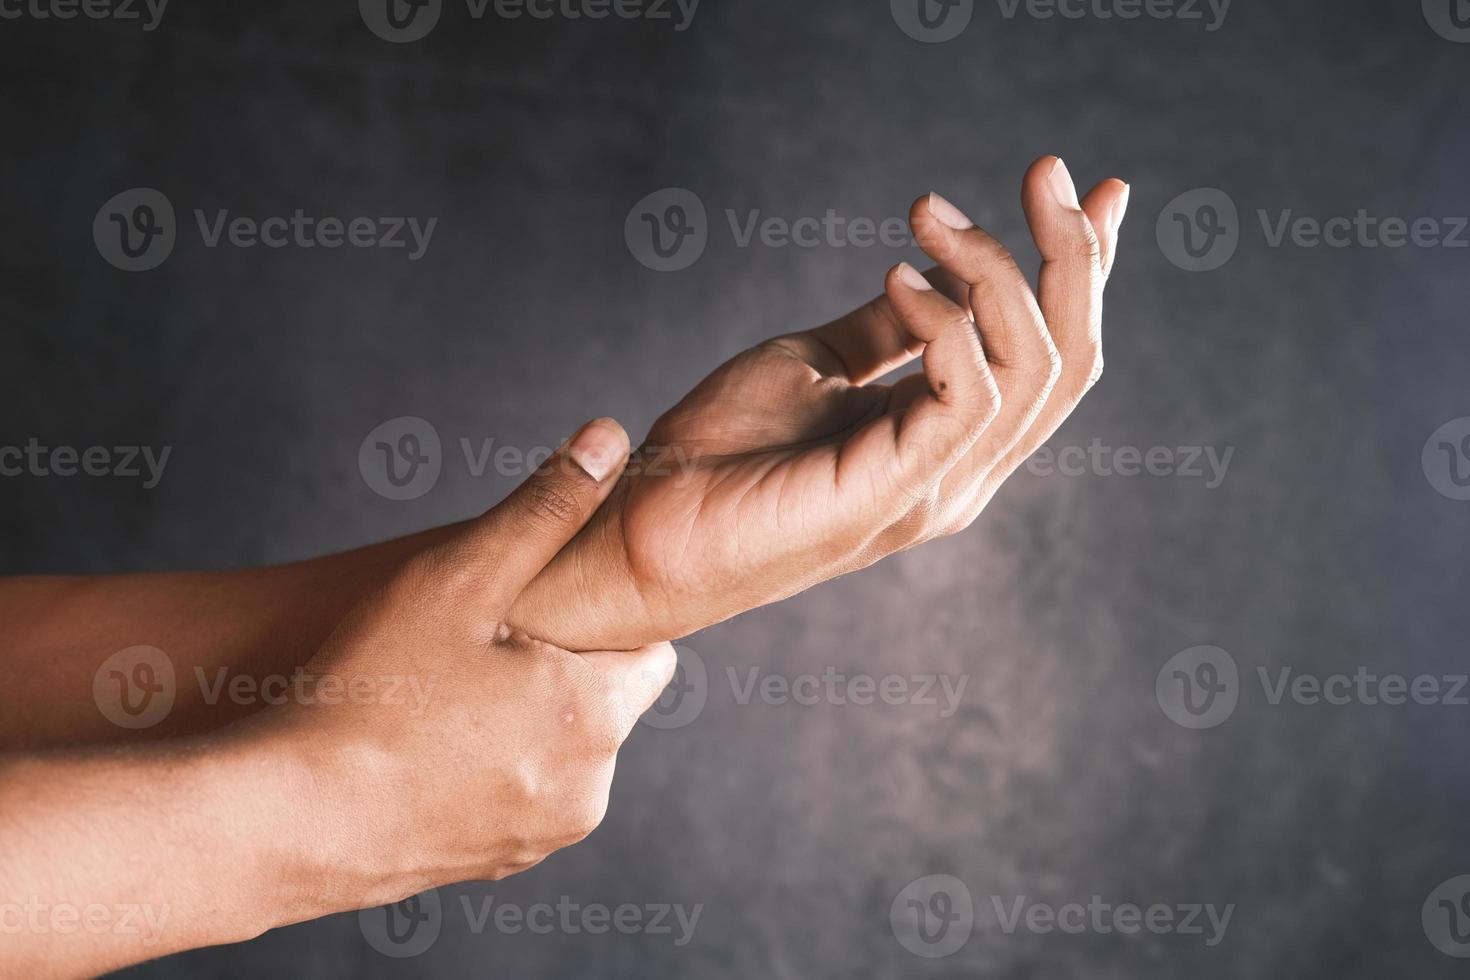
511 158 1130 650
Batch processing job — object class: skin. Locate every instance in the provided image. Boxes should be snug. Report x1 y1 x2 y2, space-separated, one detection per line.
513 156 1129 648
0 158 1127 750
0 421 678 979
0 157 1129 973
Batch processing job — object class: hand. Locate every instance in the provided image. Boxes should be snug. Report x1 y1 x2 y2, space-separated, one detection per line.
511 157 1129 650
0 418 675 979
275 417 676 901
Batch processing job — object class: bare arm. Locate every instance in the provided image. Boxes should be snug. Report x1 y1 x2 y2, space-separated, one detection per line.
0 731 357 979
0 526 453 750
2 158 1128 750
0 419 673 977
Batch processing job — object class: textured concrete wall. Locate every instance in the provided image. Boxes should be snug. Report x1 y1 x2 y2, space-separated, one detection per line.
3 0 1469 976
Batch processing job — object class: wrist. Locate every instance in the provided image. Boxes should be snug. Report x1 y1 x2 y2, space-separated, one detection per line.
233 712 431 917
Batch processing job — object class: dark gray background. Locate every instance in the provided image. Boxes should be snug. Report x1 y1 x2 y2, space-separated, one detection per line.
3 0 1468 976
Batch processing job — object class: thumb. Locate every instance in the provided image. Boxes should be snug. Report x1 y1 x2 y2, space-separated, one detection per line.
423 417 630 614
580 642 679 740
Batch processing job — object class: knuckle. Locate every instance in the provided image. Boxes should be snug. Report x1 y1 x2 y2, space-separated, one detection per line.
877 493 940 554
585 708 627 760
1027 342 1063 393
561 790 610 845
504 760 544 812
941 311 977 338
897 489 941 535
1084 351 1105 391
520 479 585 533
1075 225 1104 266
969 262 1030 307
977 377 1003 425
569 680 627 758
1065 335 1104 393
974 232 1019 270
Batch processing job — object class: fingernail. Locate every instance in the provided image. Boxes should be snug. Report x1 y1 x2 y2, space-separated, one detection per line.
568 418 628 483
896 262 933 291
927 192 974 230
1110 182 1132 230
1048 158 1081 211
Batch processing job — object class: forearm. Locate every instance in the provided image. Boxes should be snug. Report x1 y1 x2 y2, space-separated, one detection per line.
0 730 372 979
0 527 456 750
0 506 660 750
